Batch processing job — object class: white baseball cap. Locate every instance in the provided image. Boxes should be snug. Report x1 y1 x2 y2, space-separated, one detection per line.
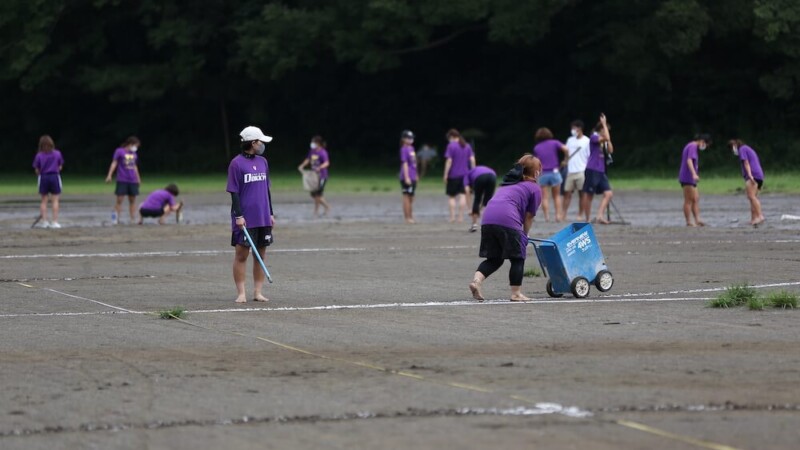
240 126 273 143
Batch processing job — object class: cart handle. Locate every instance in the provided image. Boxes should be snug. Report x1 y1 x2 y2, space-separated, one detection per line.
528 237 558 247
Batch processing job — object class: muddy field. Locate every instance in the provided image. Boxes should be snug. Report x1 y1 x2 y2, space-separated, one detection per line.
1 191 799 449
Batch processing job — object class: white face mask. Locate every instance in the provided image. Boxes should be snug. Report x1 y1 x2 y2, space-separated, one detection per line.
570 129 578 137
732 146 739 156
310 142 318 150
255 141 265 155
129 146 138 152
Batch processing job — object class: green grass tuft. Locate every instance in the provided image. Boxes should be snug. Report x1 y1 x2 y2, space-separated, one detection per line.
747 297 766 311
159 307 186 320
709 283 757 308
767 291 798 309
523 267 542 278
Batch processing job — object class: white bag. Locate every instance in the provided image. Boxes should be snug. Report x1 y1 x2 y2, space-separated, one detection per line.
301 170 320 192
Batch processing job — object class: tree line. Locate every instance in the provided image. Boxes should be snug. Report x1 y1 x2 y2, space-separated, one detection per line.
2 0 799 174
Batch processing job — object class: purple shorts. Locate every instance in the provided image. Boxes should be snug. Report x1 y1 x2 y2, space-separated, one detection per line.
38 174 62 195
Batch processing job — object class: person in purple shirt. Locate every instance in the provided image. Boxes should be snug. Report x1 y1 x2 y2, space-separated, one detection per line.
678 133 711 227
533 127 569 222
580 114 615 224
469 154 542 302
463 165 497 232
297 135 331 218
398 130 418 224
443 128 476 223
32 135 64 228
138 184 183 225
105 136 141 224
228 126 275 304
729 139 765 226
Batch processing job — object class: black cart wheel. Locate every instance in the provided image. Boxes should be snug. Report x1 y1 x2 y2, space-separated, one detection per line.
570 277 591 298
595 270 614 292
546 280 564 298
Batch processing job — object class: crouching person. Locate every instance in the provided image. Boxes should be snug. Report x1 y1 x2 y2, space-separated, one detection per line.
138 184 183 225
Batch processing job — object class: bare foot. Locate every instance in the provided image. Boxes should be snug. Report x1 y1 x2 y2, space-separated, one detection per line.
595 217 610 225
510 293 531 302
697 221 706 227
253 294 269 302
469 279 485 301
234 296 247 303
686 222 696 227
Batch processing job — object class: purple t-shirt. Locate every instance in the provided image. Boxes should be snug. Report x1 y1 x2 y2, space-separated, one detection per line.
33 150 64 174
463 166 496 188
444 142 474 179
678 142 699 184
140 189 176 211
738 145 764 181
533 139 563 172
226 154 273 230
307 147 329 180
482 181 542 231
113 147 139 183
585 133 606 173
399 145 418 181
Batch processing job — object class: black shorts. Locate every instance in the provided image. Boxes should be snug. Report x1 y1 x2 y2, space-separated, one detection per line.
139 207 164 218
582 169 611 195
471 174 496 214
680 182 697 188
116 182 140 196
401 180 417 196
446 177 465 196
754 179 763 190
231 226 274 248
479 224 528 260
310 178 327 197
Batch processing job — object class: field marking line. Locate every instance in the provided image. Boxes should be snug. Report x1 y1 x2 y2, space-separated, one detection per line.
16 282 33 288
607 281 800 298
165 315 741 449
616 419 740 450
42 288 140 314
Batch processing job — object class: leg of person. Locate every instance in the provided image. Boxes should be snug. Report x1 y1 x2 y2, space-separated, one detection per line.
471 258 503 301
596 190 613 224
692 187 704 226
553 186 563 223
319 195 330 216
402 194 412 223
581 193 593 223
252 246 269 302
51 194 60 227
540 188 550 221
39 195 49 226
471 185 484 231
682 185 694 226
562 190 573 220
448 196 457 222
312 194 320 217
408 193 415 223
128 195 137 223
457 193 467 223
158 205 170 225
114 196 124 224
508 258 530 301
747 180 764 225
233 243 249 303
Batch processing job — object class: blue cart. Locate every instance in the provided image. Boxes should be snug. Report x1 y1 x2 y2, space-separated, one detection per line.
528 223 613 298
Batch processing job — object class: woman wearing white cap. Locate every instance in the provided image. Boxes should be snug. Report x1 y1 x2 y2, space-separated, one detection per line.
226 126 275 303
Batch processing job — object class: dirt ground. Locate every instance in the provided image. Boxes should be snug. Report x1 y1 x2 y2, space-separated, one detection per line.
1 191 799 450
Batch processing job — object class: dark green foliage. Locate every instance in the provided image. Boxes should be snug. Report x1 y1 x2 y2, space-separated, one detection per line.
159 307 186 320
2 1 800 173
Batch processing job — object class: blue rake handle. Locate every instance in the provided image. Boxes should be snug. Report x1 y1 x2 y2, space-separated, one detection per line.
242 227 273 283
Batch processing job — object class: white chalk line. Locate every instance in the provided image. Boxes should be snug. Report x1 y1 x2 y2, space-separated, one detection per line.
3 281 797 319
2 238 799 260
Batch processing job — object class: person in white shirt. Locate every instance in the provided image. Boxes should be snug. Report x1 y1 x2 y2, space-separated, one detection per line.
561 120 591 221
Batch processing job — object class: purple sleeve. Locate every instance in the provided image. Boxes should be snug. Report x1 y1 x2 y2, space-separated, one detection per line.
527 184 541 216
739 147 748 162
590 134 600 145
33 153 40 169
321 150 329 164
467 145 474 157
226 161 240 193
690 146 698 160
444 145 452 159
167 193 176 208
58 152 64 166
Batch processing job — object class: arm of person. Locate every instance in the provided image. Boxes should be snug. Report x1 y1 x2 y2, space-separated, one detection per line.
34 167 41 175
318 161 330 171
268 188 275 227
598 114 611 144
743 160 754 181
297 158 309 172
402 162 411 184
231 192 245 228
523 212 534 236
105 160 118 183
469 155 476 170
688 157 699 181
133 165 141 183
443 158 452 182
560 144 570 166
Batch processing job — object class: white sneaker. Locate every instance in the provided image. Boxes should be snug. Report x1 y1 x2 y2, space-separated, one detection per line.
50 222 62 229
40 221 51 228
